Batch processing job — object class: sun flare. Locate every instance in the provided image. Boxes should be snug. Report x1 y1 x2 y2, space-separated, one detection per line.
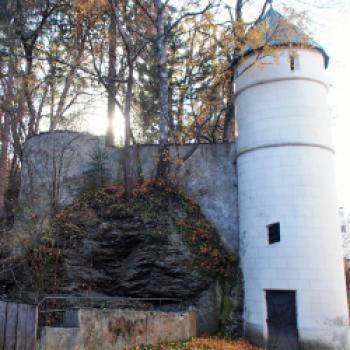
85 102 125 145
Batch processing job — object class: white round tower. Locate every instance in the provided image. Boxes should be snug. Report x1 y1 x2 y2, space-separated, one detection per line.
235 7 350 349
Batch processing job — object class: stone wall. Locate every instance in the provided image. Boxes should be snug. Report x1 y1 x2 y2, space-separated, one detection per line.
20 131 239 250
39 308 197 350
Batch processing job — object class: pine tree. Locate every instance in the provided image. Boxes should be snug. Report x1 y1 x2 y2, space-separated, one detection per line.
83 142 111 191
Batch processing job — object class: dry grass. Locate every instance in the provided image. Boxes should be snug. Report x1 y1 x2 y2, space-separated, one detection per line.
133 338 262 350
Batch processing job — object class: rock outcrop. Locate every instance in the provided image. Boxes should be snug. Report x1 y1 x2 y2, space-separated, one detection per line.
0 183 242 336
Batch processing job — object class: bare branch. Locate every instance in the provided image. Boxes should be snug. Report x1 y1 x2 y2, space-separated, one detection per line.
168 3 213 33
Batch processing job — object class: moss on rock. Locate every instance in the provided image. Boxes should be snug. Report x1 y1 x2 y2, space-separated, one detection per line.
56 182 237 282
0 181 242 336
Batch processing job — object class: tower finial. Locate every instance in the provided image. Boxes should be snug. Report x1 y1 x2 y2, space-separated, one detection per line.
268 0 273 8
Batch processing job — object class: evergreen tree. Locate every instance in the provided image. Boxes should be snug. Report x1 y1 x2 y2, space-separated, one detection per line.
83 142 111 191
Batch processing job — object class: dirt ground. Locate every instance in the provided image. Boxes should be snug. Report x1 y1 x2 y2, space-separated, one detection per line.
133 338 262 349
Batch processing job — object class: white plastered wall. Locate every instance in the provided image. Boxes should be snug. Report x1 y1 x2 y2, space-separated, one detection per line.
236 49 350 349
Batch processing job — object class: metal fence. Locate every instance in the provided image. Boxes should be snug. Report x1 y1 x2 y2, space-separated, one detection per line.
37 295 184 328
0 295 185 347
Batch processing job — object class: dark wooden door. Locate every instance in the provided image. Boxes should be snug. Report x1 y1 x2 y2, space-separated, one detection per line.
266 290 299 350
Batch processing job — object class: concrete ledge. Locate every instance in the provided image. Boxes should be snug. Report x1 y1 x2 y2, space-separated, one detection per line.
244 322 350 350
38 328 79 350
299 326 350 350
39 308 197 350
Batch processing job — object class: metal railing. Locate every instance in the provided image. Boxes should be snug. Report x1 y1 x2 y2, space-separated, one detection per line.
37 295 184 328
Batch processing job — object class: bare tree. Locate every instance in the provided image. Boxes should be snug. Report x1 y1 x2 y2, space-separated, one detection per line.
135 0 212 179
112 1 135 198
0 28 15 218
106 4 117 147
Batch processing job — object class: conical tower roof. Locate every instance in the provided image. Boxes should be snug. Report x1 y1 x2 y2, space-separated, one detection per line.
233 6 329 68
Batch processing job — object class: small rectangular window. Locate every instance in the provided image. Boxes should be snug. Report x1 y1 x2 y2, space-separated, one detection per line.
342 225 347 233
289 55 297 71
268 223 280 244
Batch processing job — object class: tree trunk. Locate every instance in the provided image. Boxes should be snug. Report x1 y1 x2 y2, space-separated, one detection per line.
223 0 243 143
0 38 15 218
236 0 243 20
106 7 117 146
123 61 133 198
0 116 10 219
223 71 236 142
154 0 170 180
111 0 136 197
23 44 38 138
49 70 55 131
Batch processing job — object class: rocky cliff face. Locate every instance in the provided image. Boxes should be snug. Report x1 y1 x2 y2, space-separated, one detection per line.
0 183 242 336
57 196 209 298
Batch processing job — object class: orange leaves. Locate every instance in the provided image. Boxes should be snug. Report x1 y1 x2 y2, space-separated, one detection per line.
132 338 261 350
200 246 210 254
103 184 125 196
81 179 179 201
186 338 261 350
211 249 219 257
73 0 109 25
193 227 209 243
132 180 156 197
177 214 237 279
74 0 109 13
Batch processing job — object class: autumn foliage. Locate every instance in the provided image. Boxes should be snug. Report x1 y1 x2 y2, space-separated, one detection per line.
132 338 261 350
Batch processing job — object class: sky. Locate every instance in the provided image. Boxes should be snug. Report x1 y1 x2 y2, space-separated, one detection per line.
244 0 350 209
86 0 350 209
320 2 350 210
295 0 350 210
232 0 350 210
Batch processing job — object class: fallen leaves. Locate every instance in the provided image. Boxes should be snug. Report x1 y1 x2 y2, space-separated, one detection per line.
183 338 261 350
132 338 262 350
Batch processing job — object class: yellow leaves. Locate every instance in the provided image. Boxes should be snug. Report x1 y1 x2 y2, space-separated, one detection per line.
73 0 109 22
203 11 215 23
246 27 266 50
